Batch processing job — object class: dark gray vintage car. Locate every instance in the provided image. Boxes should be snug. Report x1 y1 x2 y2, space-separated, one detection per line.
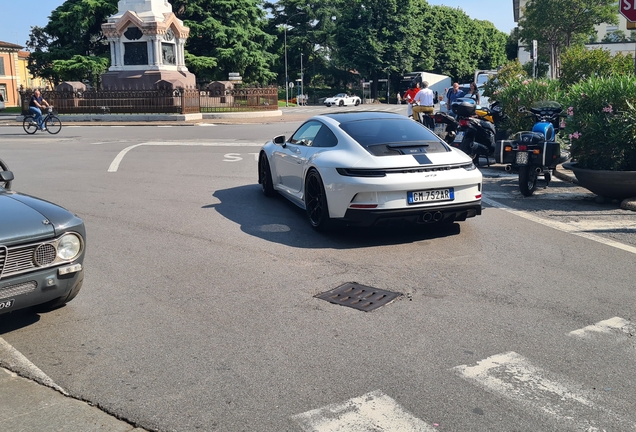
0 159 85 315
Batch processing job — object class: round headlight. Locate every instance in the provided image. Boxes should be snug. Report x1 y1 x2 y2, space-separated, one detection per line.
57 234 82 261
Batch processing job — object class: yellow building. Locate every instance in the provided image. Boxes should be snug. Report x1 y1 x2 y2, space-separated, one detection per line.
0 40 23 108
18 51 51 90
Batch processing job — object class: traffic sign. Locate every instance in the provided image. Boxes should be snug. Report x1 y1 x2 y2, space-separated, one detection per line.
620 0 636 22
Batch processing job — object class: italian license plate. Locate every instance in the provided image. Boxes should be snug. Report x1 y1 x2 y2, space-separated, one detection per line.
0 299 15 310
516 151 529 164
408 188 454 204
454 131 464 143
434 123 446 136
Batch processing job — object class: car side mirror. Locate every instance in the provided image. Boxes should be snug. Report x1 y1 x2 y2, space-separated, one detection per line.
1 170 14 182
273 135 286 145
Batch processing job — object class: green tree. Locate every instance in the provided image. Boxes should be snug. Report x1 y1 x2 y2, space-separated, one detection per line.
171 0 276 84
559 45 634 86
518 0 617 79
26 0 117 85
52 55 109 88
333 0 418 98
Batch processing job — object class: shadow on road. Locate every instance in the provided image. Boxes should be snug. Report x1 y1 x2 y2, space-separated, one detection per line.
206 184 462 249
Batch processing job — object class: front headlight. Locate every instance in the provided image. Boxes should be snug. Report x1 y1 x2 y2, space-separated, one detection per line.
57 233 82 261
463 162 477 171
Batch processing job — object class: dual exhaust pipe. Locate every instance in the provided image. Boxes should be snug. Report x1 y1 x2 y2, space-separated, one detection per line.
504 165 545 175
422 211 444 223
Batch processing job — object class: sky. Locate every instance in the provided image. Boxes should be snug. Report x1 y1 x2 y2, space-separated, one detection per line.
0 0 516 48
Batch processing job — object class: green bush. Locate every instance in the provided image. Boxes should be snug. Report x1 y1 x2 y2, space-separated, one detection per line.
488 77 563 135
559 45 634 87
561 75 636 171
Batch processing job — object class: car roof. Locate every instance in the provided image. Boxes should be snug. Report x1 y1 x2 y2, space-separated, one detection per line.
320 111 405 123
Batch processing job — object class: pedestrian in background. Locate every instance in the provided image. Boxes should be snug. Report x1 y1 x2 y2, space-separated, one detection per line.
403 81 420 119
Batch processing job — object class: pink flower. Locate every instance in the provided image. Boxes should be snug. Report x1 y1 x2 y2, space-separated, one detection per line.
522 80 529 85
569 132 582 140
603 104 613 113
567 106 574 116
560 121 566 129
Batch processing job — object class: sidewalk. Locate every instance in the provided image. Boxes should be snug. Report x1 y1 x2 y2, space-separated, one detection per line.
0 367 146 431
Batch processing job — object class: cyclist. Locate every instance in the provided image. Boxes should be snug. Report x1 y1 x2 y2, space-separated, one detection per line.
29 89 50 131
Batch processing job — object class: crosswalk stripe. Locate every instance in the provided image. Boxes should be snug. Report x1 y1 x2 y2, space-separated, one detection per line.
454 351 631 430
569 317 634 338
292 390 436 431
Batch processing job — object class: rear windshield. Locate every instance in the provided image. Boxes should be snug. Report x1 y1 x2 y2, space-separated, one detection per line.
339 118 448 153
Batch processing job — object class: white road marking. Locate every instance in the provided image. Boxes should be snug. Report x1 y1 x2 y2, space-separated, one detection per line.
108 141 262 172
197 123 217 126
455 351 629 430
0 337 67 395
482 196 636 255
569 317 634 338
292 390 436 432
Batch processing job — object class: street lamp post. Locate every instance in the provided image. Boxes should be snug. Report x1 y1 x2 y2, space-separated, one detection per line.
300 52 303 106
283 11 306 107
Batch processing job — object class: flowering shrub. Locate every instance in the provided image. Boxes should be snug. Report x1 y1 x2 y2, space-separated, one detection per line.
485 78 563 136
561 76 636 171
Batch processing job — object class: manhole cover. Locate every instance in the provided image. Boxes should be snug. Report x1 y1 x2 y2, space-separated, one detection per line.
316 282 402 312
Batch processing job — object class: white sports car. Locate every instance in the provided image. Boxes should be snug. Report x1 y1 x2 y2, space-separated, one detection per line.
258 112 482 230
324 93 361 107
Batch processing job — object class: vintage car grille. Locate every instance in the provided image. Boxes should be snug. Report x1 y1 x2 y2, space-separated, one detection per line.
0 242 57 280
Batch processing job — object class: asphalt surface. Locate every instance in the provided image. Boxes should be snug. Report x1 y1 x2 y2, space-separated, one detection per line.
1 106 635 432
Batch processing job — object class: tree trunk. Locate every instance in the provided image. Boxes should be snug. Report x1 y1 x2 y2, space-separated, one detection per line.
371 70 378 99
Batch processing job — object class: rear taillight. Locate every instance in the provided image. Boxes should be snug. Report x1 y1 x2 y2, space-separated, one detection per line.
459 119 469 127
517 145 527 151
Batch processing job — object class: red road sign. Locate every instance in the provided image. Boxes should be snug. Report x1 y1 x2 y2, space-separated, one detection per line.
621 0 636 22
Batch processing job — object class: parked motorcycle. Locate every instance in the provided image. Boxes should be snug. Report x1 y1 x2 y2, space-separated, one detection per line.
450 98 506 166
432 111 459 144
505 101 564 196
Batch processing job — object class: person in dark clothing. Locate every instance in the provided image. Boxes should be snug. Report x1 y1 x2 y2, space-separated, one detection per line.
29 89 50 130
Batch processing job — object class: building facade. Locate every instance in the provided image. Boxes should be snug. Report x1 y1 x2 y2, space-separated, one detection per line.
0 41 23 108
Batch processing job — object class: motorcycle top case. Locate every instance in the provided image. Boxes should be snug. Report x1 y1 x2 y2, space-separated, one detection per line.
451 97 476 117
494 140 516 164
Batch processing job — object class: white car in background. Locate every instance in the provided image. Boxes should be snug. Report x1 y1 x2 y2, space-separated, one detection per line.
324 93 361 107
0 94 5 112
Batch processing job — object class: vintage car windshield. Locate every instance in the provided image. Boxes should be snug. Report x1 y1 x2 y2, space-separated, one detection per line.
339 118 448 153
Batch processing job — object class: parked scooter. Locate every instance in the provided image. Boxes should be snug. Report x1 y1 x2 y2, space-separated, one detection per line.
450 98 504 166
505 101 564 196
432 111 459 144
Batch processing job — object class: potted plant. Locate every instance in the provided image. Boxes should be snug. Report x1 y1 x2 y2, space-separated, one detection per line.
561 75 636 200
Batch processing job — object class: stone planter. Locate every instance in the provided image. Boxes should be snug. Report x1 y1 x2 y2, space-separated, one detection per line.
563 162 636 200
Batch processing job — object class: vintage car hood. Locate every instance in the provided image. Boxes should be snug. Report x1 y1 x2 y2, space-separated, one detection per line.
0 192 78 245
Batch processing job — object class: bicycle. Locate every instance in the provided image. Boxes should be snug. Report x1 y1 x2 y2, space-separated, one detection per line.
23 106 62 135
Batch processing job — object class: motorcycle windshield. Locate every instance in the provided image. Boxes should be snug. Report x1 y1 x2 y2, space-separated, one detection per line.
531 100 561 110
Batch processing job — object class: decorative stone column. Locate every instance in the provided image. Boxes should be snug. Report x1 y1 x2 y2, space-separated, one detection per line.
100 0 196 89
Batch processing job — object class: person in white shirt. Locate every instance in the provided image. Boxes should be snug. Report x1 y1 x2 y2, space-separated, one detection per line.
412 81 435 127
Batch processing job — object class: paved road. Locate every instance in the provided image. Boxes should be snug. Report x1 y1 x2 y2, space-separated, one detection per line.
1 123 635 432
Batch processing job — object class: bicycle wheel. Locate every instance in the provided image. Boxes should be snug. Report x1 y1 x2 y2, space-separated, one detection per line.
23 116 38 134
45 116 62 134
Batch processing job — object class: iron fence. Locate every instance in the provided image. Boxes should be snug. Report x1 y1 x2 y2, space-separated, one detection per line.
19 86 277 115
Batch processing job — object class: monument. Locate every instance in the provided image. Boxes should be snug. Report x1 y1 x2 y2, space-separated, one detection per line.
101 0 196 89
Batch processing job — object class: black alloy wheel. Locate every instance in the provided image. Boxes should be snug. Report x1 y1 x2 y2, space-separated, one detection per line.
518 165 538 196
45 116 62 134
339 100 344 107
259 154 275 197
304 169 332 231
355 99 360 106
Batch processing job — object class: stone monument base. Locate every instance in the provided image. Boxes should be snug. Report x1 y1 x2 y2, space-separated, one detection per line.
101 70 196 90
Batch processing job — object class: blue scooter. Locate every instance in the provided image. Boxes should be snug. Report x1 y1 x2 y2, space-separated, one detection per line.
505 101 564 196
